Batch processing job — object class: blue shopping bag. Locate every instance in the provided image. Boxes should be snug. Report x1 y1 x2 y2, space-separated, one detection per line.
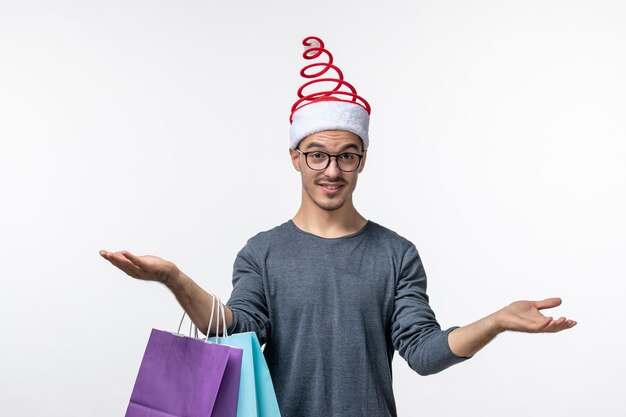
209 300 281 417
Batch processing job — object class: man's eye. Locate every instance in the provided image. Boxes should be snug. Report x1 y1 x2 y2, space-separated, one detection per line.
311 152 325 159
340 153 354 160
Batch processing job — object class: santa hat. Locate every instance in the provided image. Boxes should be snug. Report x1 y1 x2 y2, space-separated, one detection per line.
289 36 371 150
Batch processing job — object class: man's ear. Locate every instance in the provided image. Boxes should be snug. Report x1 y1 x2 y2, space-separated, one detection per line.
358 149 367 173
289 148 301 172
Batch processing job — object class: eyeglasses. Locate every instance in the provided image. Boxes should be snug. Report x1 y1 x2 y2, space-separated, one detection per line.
296 149 364 172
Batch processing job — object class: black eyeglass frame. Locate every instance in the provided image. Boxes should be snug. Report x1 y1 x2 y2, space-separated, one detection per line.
295 148 364 172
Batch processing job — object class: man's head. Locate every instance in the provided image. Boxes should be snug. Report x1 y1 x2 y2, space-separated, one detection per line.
289 130 367 212
287 38 371 213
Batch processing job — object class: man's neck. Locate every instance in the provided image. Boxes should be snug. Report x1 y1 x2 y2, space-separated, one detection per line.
292 202 367 239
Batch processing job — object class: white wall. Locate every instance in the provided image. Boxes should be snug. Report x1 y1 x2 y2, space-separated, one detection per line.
1 1 624 416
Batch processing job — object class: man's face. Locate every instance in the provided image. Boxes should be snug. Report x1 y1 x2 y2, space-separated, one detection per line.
289 130 367 212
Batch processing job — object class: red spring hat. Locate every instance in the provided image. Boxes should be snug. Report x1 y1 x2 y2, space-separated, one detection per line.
289 36 371 149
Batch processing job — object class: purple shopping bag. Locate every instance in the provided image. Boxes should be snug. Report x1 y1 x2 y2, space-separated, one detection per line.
125 328 243 417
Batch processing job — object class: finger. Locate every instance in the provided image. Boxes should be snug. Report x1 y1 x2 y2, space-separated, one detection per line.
540 316 575 333
548 317 567 332
536 316 553 331
534 298 562 310
121 250 142 266
100 250 120 262
121 250 155 270
105 252 145 278
107 253 139 271
556 318 577 332
101 250 122 261
516 316 552 332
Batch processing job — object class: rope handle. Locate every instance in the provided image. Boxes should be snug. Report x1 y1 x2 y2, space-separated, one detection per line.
205 296 229 341
175 294 228 342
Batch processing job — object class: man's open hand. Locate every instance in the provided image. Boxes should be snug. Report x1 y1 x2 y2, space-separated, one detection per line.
495 298 577 333
99 250 178 284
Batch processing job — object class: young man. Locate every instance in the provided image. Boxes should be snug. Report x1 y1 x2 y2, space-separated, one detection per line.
100 37 576 417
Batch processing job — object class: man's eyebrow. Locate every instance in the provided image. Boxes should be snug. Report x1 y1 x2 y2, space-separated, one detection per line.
305 142 361 152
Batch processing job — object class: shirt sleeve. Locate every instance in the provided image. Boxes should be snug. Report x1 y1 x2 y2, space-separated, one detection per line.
226 241 271 345
391 244 469 375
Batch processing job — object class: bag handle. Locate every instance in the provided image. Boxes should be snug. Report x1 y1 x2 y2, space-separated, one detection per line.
204 296 229 342
176 311 199 338
219 298 229 338
176 294 222 341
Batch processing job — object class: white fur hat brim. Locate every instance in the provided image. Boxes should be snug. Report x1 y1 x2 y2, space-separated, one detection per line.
289 100 370 150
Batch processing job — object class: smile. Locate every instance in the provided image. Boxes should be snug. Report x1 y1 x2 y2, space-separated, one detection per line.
319 183 343 193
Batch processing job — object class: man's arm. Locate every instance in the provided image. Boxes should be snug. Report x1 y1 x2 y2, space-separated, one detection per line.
99 249 231 335
447 298 577 358
391 244 470 375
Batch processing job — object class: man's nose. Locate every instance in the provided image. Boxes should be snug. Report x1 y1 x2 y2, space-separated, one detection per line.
324 156 342 176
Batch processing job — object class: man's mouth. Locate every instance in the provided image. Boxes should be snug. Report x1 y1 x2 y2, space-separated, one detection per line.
319 182 344 193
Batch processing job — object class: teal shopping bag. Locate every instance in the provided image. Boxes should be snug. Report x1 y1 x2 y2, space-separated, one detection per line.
209 300 281 417
211 332 281 417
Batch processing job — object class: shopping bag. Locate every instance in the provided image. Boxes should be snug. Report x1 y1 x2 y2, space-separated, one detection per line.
208 301 281 417
125 302 243 417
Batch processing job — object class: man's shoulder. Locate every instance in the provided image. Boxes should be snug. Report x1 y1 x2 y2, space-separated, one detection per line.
366 220 416 251
242 220 294 248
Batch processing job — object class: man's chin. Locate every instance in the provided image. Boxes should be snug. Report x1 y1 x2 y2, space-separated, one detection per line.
315 199 345 212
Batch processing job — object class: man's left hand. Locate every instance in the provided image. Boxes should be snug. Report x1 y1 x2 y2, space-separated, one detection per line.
494 298 577 333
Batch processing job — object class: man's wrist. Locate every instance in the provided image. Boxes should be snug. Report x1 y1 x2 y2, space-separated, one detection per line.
162 268 183 289
489 310 507 335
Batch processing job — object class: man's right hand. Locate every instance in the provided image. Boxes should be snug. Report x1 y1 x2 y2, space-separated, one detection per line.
99 249 233 334
99 250 179 284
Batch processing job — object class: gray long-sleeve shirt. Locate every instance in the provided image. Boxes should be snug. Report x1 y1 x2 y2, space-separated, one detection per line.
227 220 468 417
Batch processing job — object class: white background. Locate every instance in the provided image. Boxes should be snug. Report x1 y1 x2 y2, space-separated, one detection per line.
1 1 624 416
